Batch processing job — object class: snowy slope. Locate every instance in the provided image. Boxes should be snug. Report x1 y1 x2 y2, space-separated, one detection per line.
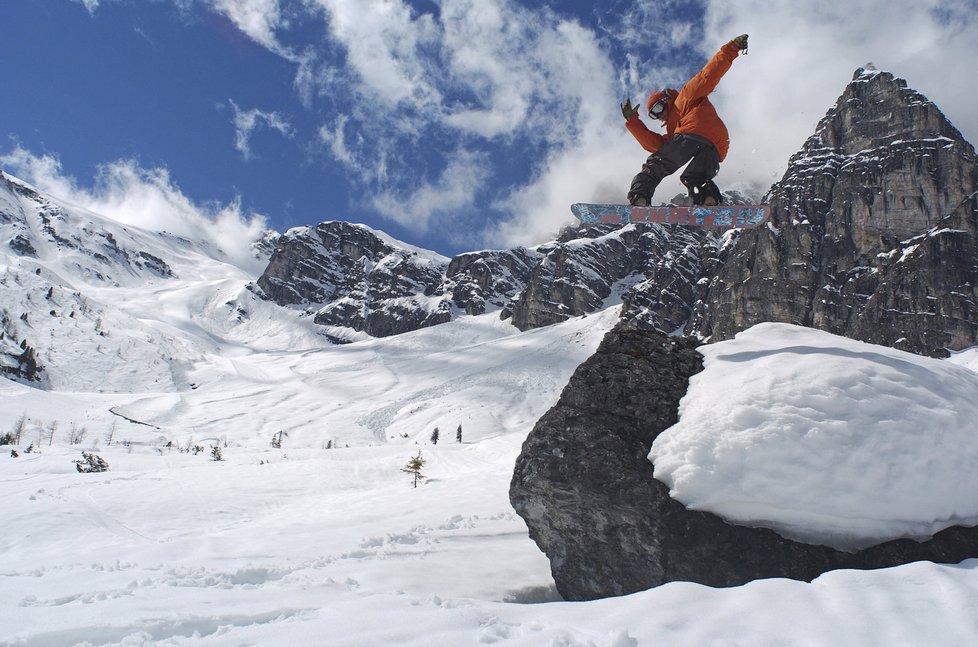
4 310 978 646
0 172 325 391
3 171 978 645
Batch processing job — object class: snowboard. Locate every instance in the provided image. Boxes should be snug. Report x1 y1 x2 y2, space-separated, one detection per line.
571 203 770 228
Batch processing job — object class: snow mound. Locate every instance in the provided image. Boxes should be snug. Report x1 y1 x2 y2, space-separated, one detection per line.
650 322 978 550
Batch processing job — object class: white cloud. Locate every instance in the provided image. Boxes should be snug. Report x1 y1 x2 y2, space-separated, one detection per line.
304 0 656 244
307 0 441 109
79 0 100 15
209 0 296 59
371 150 487 231
229 100 295 160
0 146 269 273
317 116 358 170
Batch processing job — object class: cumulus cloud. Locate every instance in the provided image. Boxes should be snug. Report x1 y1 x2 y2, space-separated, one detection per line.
229 100 295 160
199 0 682 246
0 146 270 274
310 0 441 109
371 150 488 231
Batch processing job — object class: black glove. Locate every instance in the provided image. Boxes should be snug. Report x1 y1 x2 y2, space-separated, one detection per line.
733 34 748 52
621 97 638 121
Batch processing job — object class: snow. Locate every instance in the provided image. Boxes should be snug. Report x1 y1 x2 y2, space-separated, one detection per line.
4 315 978 646
5 173 978 645
651 322 978 549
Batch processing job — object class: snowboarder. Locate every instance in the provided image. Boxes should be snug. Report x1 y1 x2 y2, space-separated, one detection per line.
622 34 749 207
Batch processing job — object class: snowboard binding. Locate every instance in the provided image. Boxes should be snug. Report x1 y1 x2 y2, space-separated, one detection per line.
685 180 723 206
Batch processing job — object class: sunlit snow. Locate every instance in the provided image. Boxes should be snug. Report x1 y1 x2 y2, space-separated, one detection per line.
4 170 978 645
651 322 978 549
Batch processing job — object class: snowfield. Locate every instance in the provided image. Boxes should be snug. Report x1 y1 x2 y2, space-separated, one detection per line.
3 312 978 646
3 171 978 645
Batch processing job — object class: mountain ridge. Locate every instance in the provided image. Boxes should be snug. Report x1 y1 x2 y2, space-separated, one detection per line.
3 65 977 389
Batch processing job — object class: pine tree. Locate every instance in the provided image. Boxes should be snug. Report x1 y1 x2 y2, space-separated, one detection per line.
456 424 463 444
430 427 440 445
401 450 426 488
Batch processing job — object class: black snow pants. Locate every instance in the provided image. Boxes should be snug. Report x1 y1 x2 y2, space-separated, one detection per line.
627 133 720 204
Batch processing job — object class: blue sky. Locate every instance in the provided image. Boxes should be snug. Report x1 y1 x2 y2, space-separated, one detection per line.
2 1 977 258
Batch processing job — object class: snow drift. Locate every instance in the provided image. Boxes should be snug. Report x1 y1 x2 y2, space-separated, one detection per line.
650 322 978 550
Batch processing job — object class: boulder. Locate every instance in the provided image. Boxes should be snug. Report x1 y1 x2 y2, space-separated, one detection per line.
510 321 978 600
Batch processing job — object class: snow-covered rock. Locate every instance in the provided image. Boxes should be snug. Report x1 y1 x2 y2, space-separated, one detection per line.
651 322 978 549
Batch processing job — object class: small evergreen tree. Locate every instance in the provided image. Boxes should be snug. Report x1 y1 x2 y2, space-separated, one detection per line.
456 424 463 444
401 450 426 488
430 427 439 445
211 445 224 462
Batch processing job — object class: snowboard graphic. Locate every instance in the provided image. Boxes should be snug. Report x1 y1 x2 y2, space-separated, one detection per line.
571 203 770 228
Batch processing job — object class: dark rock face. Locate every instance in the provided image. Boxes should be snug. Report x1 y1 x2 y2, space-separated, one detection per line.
0 321 45 385
510 322 978 600
256 221 450 338
255 221 540 339
255 218 726 341
695 68 978 356
447 247 540 316
254 69 978 355
508 224 720 332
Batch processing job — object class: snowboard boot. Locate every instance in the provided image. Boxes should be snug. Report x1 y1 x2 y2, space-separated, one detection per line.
690 181 723 206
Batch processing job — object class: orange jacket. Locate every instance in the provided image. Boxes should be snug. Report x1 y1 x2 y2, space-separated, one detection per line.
625 40 740 161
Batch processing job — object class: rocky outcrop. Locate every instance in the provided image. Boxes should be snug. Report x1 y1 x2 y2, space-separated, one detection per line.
510 321 978 600
695 67 978 356
255 221 541 339
447 247 541 316
256 221 450 339
507 223 720 332
510 69 978 601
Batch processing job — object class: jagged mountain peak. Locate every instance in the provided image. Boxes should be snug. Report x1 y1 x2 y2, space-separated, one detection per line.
697 67 978 356
286 220 449 265
804 66 972 158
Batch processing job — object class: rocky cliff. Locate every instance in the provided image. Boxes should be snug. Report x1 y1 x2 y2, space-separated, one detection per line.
245 68 978 354
254 221 543 340
691 67 978 356
255 219 724 341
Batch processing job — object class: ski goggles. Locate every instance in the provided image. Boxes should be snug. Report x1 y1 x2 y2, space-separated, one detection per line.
648 99 668 119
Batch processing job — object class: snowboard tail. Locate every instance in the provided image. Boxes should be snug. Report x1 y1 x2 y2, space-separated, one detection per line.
571 203 770 228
